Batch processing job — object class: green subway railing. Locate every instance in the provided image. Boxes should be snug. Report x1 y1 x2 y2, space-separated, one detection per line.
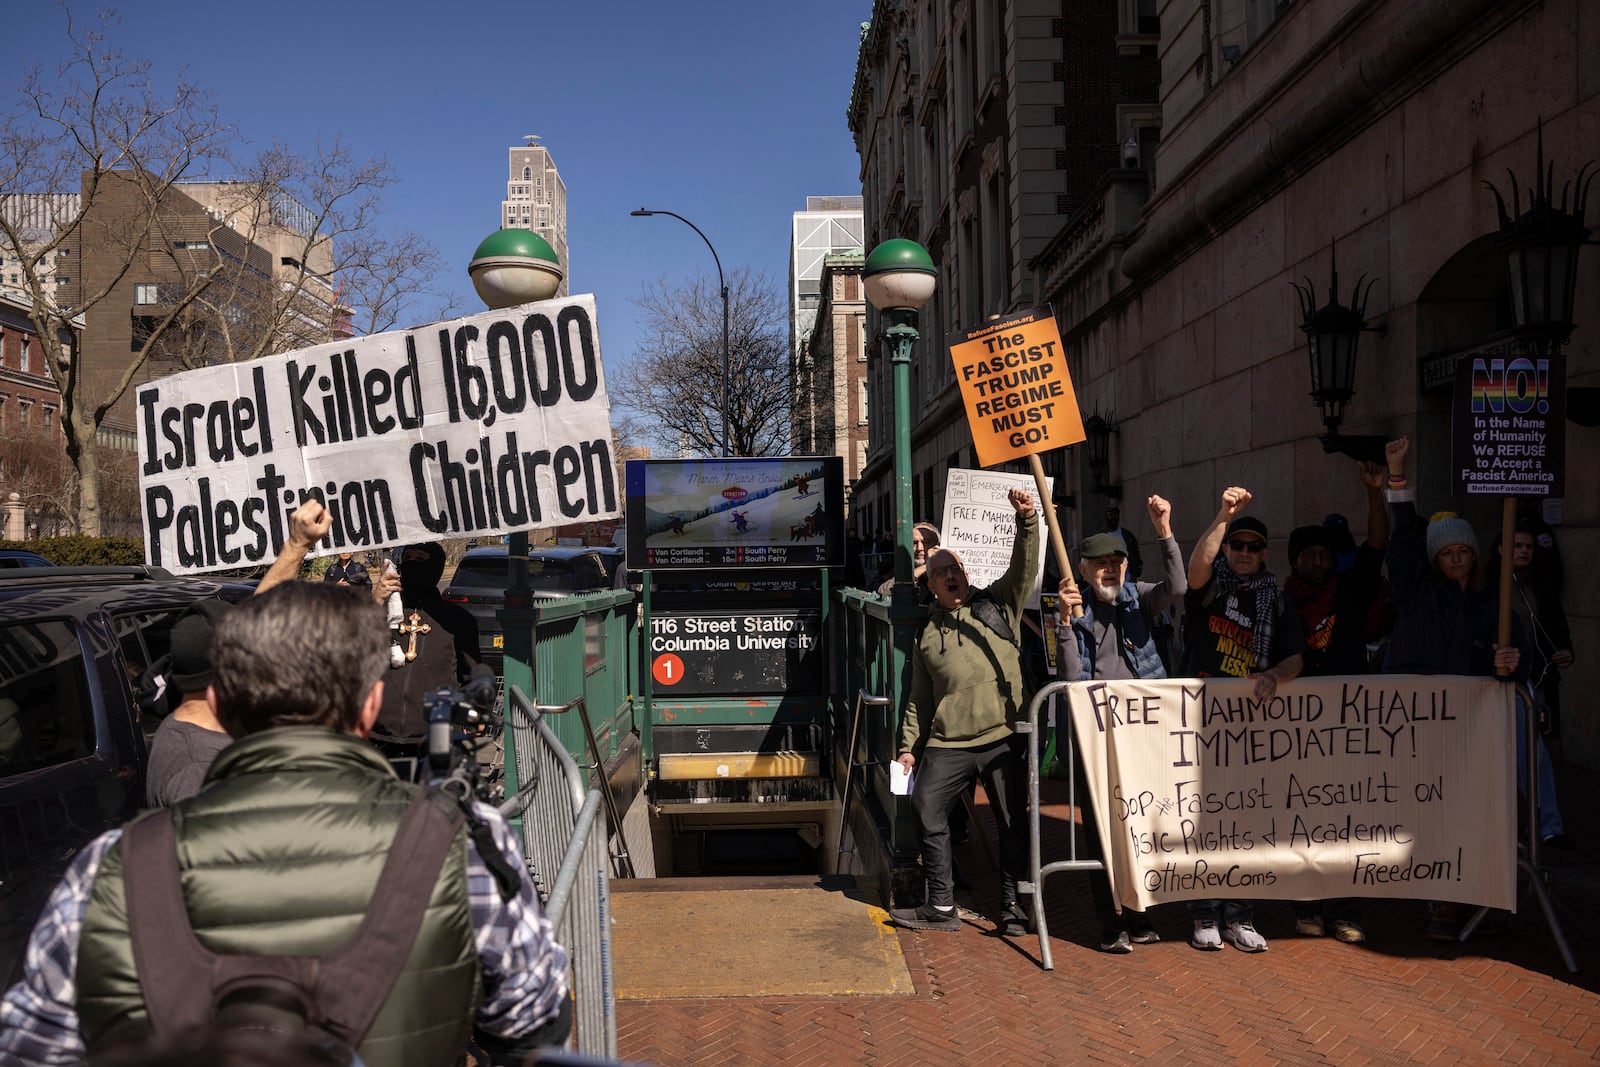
832 587 923 859
502 589 639 808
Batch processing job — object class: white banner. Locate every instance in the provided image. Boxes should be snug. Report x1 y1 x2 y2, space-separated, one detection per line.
136 296 619 574
940 467 1051 609
1066 675 1517 911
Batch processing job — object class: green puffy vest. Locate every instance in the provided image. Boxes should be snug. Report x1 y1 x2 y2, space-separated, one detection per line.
77 727 481 1066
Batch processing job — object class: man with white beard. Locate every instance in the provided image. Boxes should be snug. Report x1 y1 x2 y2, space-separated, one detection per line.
1055 494 1186 951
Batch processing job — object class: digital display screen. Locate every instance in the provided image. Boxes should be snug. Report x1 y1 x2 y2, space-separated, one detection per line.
624 457 845 570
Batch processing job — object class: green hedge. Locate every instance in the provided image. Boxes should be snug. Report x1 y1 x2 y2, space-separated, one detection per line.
0 535 146 566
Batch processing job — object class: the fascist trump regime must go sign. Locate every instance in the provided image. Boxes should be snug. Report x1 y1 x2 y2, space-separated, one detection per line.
1066 676 1517 911
946 306 1086 467
136 296 621 574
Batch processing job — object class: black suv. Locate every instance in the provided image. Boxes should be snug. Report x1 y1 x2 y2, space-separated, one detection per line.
0 567 248 983
442 546 621 670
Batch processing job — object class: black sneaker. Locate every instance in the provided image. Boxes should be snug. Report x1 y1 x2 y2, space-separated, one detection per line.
1126 914 1160 944
889 903 961 931
1099 924 1133 954
999 901 1029 937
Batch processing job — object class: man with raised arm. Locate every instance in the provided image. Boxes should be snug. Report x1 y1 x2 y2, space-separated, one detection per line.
891 487 1039 938
1055 493 1186 952
1178 486 1305 954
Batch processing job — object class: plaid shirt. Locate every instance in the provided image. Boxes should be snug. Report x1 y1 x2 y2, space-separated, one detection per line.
0 802 568 1065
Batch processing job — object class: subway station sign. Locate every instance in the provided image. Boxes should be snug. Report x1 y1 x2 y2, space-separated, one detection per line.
647 610 823 696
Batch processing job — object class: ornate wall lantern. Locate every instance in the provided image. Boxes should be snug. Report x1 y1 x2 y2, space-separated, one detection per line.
1292 242 1386 463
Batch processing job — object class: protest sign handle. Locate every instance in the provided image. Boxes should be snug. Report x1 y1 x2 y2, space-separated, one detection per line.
1027 453 1081 619
1496 496 1515 676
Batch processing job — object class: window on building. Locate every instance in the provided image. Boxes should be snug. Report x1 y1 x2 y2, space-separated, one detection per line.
57 247 69 257
859 379 869 425
55 275 69 286
0 395 6 430
42 406 53 431
134 283 159 305
19 338 29 372
522 166 531 179
18 399 31 428
173 241 211 251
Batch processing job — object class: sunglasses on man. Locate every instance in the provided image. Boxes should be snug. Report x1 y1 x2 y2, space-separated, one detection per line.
1225 538 1266 553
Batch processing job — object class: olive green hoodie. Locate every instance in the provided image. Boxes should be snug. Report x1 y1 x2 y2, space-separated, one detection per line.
900 509 1039 753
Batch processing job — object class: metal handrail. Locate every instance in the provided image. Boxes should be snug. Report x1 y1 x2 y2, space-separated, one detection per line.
836 689 893 865
536 695 636 878
1021 679 1104 971
502 685 618 1056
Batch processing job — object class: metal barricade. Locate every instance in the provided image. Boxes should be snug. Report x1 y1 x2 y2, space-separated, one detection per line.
502 685 617 1059
1019 679 1103 971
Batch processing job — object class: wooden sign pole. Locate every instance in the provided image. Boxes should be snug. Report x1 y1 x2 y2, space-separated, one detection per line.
1496 496 1516 676
1028 453 1081 618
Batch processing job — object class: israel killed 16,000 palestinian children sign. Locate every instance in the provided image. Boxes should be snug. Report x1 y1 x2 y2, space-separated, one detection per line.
136 296 621 574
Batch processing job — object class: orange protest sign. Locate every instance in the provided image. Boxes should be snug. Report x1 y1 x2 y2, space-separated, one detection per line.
946 306 1086 466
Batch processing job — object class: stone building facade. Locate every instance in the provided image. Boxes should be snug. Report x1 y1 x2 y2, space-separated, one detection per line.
847 0 1159 537
1036 0 1599 768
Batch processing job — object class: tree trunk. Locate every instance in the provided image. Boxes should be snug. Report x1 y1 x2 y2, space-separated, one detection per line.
68 408 102 537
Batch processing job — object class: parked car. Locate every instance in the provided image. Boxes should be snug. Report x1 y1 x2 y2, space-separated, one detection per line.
442 545 619 669
0 549 54 569
0 566 248 983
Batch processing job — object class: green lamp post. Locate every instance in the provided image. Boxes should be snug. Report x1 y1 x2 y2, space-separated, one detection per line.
862 238 936 865
467 228 565 746
862 238 937 609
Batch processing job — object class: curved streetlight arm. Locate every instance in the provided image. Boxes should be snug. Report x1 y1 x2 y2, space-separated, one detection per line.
633 208 731 454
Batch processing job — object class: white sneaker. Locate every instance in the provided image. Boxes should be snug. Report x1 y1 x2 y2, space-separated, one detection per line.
1189 919 1223 951
1223 921 1269 953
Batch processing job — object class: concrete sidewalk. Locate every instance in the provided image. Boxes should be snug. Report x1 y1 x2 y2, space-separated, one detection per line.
617 760 1600 1065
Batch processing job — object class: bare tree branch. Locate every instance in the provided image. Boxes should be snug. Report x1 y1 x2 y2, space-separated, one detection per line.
611 266 794 458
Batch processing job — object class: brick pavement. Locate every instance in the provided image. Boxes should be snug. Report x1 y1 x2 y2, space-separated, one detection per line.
617 761 1600 1066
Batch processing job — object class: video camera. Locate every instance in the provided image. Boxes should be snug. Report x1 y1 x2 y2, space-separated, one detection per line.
424 664 501 801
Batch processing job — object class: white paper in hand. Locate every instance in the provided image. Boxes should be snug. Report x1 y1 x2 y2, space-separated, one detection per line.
889 761 914 796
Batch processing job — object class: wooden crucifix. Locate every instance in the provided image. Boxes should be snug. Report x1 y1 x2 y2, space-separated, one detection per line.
397 610 431 662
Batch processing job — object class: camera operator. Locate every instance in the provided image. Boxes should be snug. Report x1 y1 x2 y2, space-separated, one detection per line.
0 581 571 1066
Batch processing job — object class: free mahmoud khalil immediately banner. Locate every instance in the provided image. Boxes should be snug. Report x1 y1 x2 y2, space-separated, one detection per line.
1066 675 1517 911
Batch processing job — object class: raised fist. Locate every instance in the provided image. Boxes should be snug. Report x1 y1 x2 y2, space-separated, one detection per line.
1147 495 1171 525
1008 487 1036 516
1219 486 1252 516
1386 437 1410 476
1357 461 1386 489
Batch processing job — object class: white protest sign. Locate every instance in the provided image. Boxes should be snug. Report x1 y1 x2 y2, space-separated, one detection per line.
1067 675 1517 911
136 296 619 574
940 467 1051 609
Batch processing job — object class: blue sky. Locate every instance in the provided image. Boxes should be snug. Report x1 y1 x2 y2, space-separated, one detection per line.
5 0 872 364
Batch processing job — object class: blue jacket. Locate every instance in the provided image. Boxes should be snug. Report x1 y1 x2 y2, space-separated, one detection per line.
1067 581 1168 681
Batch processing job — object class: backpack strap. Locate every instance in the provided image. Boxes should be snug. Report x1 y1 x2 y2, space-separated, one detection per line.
124 787 466 1048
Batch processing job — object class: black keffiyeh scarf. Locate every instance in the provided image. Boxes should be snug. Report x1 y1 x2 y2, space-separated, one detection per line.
1210 555 1279 670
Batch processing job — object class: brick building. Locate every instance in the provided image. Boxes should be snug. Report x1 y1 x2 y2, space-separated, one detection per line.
0 290 72 438
64 172 322 432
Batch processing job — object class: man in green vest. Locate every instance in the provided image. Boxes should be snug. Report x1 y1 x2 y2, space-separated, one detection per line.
0 579 570 1066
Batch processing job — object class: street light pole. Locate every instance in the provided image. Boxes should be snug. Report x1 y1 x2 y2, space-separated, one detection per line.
632 209 731 455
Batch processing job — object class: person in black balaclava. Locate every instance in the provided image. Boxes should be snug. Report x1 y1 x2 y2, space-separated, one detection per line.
398 542 479 682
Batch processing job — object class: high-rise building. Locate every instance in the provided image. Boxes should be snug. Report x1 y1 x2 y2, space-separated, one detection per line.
501 136 569 298
790 196 863 362
789 196 863 465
